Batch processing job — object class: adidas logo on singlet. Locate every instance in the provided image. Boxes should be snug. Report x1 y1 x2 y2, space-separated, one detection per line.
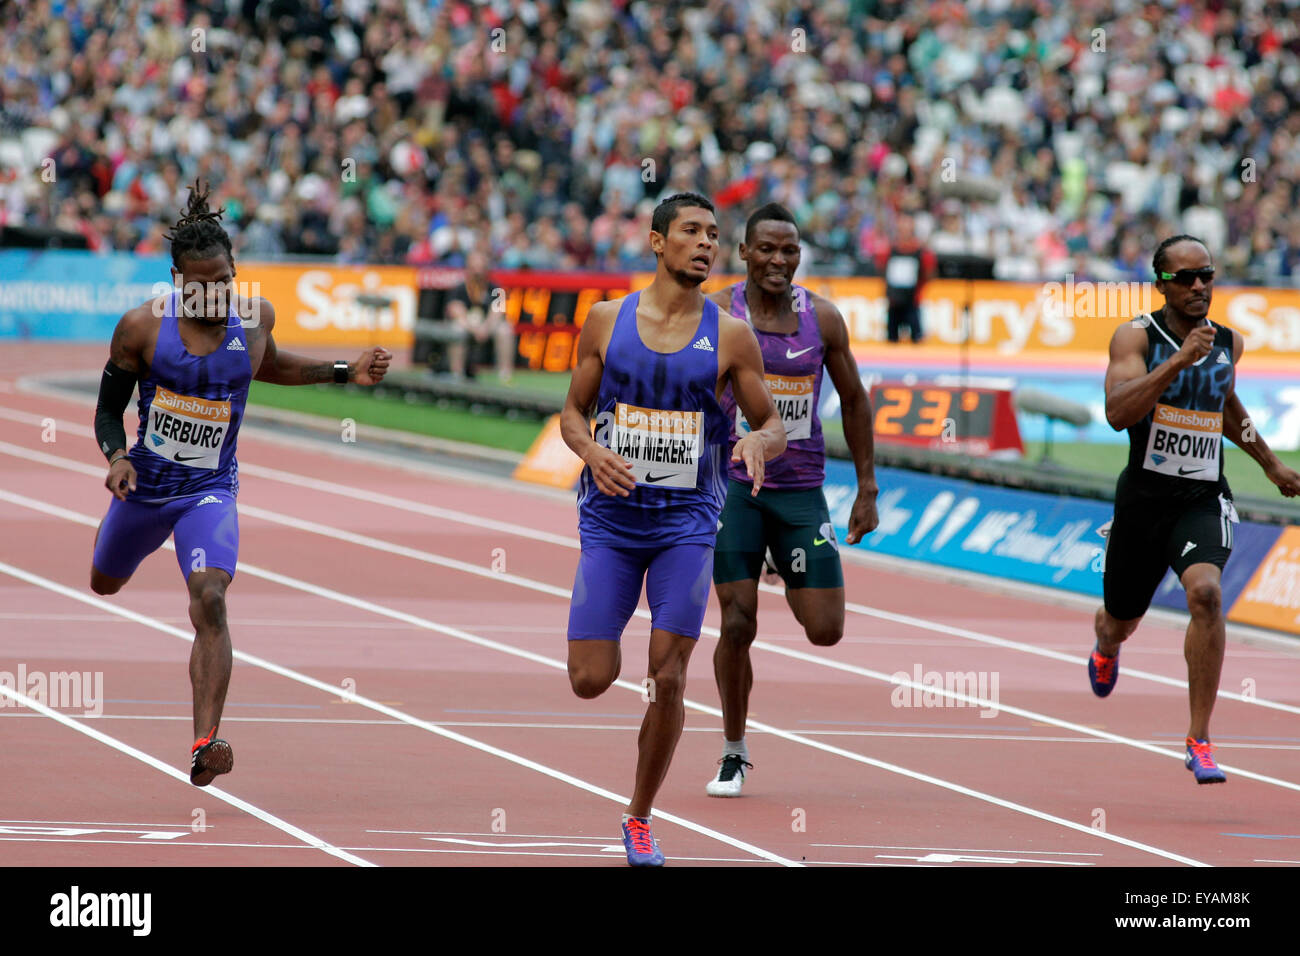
226 339 246 351
692 336 714 352
197 495 223 506
1215 351 1229 364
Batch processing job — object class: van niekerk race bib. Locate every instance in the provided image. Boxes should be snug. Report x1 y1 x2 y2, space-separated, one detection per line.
145 386 232 470
612 401 701 489
1143 403 1221 481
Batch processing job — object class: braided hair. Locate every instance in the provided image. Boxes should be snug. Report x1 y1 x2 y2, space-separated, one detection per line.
164 179 233 270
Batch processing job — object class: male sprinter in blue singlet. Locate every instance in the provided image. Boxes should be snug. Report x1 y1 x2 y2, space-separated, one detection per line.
1093 235 1300 783
704 203 879 796
91 181 391 785
561 192 786 865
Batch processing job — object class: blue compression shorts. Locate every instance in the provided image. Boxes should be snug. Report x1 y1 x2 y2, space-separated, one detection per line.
567 543 714 641
93 491 239 582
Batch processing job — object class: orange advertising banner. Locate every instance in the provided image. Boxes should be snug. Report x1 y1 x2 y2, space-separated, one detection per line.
238 263 419 348
1226 526 1300 632
632 273 1300 360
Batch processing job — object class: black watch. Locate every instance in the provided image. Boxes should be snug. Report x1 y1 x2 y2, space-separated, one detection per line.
333 360 349 384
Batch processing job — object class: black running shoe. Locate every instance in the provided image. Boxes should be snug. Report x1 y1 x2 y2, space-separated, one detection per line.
191 726 233 787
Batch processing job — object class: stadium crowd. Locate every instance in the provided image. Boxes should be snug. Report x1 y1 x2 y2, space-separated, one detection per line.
2 0 1299 285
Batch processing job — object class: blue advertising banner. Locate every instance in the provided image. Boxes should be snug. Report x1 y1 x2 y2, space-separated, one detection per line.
0 250 170 340
1150 519 1283 613
826 460 1113 596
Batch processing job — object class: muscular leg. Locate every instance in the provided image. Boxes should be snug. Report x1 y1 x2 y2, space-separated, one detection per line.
629 628 696 818
1094 605 1142 657
187 568 233 739
714 579 759 742
1181 562 1225 740
785 586 845 647
568 639 621 699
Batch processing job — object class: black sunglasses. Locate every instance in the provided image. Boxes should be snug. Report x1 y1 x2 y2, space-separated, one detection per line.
1158 267 1215 285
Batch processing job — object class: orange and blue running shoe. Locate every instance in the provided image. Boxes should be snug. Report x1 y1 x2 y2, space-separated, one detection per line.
190 725 233 787
621 815 664 867
1185 737 1226 784
1088 644 1119 697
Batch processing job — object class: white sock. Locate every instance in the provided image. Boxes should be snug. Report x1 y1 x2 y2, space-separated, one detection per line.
623 812 650 824
723 738 748 761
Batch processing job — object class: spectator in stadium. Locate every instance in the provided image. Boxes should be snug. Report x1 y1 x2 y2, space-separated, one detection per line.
5 0 1300 300
445 247 515 384
875 213 935 343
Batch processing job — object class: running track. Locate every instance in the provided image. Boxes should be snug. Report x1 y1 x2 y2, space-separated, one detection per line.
1 344 1299 868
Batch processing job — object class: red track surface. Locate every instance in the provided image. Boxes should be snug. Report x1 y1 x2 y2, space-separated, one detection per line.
2 344 1299 868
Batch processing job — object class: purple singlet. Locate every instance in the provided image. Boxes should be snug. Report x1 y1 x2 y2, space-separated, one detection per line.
718 281 826 489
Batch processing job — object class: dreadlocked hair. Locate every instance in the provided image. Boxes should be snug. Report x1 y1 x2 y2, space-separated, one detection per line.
165 179 233 270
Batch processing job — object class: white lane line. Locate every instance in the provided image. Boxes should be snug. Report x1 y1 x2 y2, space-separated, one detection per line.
14 468 1294 788
2 425 1295 714
0 680 374 867
0 491 1210 866
0 555 797 868
8 710 1300 750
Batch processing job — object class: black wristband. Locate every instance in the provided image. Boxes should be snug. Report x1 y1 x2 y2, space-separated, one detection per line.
333 360 349 384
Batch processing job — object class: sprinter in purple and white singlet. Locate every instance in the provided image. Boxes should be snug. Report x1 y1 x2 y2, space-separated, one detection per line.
560 193 786 865
704 203 881 798
91 181 392 787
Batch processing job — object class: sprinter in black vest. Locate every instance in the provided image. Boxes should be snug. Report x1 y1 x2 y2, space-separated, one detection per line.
1092 235 1300 783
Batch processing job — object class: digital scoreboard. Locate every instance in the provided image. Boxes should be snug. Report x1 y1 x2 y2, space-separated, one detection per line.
869 382 1023 456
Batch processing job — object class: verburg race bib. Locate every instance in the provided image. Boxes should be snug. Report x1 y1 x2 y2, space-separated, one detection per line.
737 374 814 441
1143 403 1221 481
145 386 232 470
612 401 701 489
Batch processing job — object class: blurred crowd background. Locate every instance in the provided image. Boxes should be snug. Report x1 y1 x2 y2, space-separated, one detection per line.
3 0 1300 285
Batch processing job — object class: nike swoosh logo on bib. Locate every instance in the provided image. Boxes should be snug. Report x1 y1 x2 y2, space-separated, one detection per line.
1178 466 1204 476
644 473 675 483
786 346 815 359
175 453 205 462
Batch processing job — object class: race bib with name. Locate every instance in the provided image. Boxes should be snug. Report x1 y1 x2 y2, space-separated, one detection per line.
737 374 815 441
1144 403 1221 481
144 386 232 470
612 402 701 489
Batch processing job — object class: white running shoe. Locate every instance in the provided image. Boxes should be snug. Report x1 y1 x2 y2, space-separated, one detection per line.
706 753 753 797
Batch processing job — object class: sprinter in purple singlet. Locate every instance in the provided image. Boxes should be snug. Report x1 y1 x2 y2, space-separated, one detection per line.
704 203 881 797
561 193 786 865
90 181 391 786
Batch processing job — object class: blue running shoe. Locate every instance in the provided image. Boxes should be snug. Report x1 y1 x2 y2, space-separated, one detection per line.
621 815 664 867
1088 644 1119 697
1185 737 1226 784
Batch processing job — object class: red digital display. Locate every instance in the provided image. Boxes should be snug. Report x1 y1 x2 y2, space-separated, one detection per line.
869 383 1023 456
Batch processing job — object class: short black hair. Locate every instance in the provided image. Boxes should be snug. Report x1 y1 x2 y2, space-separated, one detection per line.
1153 234 1209 277
651 192 715 238
744 202 799 243
165 179 233 270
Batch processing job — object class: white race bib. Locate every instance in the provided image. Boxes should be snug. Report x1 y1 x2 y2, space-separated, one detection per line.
737 373 815 441
144 386 232 470
1143 403 1221 481
612 402 701 489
